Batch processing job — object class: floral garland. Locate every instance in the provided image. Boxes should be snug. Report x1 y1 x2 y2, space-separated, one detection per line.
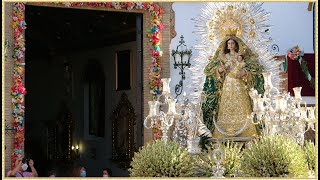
286 45 315 89
287 45 304 60
11 2 27 168
10 2 163 167
57 2 164 100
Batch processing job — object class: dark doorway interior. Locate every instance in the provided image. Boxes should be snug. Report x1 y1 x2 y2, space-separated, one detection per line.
24 5 142 177
25 5 138 58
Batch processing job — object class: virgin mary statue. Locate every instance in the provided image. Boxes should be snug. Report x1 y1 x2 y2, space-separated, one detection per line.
201 34 265 138
191 3 283 141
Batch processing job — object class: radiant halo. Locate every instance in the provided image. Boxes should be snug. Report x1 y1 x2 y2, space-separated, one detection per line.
188 2 284 102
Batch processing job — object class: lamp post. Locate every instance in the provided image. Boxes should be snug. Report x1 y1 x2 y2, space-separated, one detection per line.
171 35 192 98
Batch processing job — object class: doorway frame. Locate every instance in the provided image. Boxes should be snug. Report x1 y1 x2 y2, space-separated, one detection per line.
4 2 173 173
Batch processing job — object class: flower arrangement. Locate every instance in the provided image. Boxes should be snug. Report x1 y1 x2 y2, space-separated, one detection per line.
304 140 315 172
11 2 27 169
287 45 304 61
240 135 309 177
286 45 314 89
129 140 194 177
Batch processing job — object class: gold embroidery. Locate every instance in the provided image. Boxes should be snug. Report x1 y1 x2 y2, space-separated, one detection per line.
212 54 257 138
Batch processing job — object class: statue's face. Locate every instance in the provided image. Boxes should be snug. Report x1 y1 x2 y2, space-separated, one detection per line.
227 39 236 51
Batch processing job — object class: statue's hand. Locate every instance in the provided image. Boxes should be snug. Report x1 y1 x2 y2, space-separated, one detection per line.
236 69 247 79
218 65 225 73
236 72 241 79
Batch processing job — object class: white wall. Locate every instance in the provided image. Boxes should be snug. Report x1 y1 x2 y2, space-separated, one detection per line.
170 2 315 102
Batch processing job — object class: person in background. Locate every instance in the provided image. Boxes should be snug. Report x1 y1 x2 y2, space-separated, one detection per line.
71 165 86 177
80 166 86 177
7 157 22 177
48 169 56 177
15 158 38 177
102 168 111 177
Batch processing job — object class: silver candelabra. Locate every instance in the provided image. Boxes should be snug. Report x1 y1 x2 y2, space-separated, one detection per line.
144 78 211 154
249 72 316 145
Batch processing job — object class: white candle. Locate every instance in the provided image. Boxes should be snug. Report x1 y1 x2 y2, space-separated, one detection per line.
161 78 171 93
280 97 287 111
175 102 182 114
293 87 302 100
167 99 176 114
262 72 273 89
300 107 308 120
257 96 265 111
249 88 259 112
293 108 301 118
148 101 160 117
275 95 282 111
307 107 315 120
252 97 259 112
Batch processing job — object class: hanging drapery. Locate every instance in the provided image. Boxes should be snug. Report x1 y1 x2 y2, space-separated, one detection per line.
287 53 315 96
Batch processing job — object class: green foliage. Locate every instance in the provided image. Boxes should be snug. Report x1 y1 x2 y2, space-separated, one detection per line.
240 135 309 178
193 144 215 177
301 59 315 89
194 141 243 177
223 142 243 176
129 140 194 177
304 140 316 171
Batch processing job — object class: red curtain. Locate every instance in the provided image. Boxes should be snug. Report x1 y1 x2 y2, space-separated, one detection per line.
287 53 315 96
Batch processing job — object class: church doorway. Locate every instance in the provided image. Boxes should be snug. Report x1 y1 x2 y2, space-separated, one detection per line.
24 5 143 177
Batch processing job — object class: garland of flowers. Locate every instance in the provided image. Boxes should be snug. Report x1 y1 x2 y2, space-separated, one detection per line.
11 2 27 168
286 45 315 89
56 2 164 100
10 2 163 167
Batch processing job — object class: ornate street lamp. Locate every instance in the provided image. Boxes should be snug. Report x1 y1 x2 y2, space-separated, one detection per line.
171 35 192 98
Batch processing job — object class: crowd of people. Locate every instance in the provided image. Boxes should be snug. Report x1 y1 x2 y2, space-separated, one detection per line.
6 156 112 177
